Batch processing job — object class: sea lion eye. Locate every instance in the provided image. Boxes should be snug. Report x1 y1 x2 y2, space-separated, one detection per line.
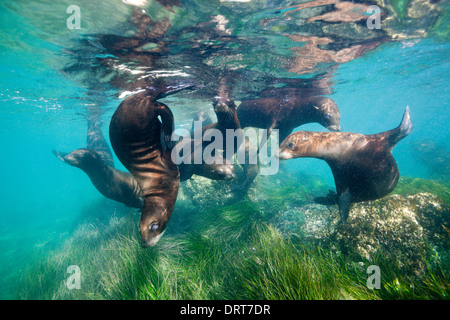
325 113 332 119
150 223 159 231
288 142 295 149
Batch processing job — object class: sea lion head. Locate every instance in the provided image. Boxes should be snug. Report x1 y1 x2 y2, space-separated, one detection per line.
202 156 235 180
213 96 237 115
276 131 315 160
139 200 170 248
312 97 341 132
62 148 103 168
213 163 235 180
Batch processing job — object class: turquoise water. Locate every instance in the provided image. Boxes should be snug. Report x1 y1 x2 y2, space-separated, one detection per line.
0 0 449 300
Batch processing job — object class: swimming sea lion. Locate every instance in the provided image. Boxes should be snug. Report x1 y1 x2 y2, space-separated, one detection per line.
236 91 340 189
201 94 259 191
54 149 143 208
196 95 242 153
232 137 259 192
88 102 229 184
109 85 191 247
237 94 341 144
277 107 413 222
55 117 232 211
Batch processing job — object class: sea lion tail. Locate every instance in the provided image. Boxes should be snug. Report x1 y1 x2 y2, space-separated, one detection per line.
389 106 413 146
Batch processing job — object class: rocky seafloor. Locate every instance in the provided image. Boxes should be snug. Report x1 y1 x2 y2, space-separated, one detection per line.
16 169 449 299
180 170 450 278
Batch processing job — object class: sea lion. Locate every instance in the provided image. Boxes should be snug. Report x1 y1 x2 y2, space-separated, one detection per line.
109 85 191 247
277 107 413 222
187 153 234 181
237 93 341 144
55 116 232 211
175 136 235 182
197 95 242 153
54 149 143 208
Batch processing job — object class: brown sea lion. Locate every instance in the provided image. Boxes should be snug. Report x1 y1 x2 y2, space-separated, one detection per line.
188 94 242 166
199 95 242 151
174 136 235 182
54 149 143 208
56 116 233 211
54 117 143 208
237 93 341 144
109 85 192 247
87 102 229 184
236 91 340 189
277 107 413 222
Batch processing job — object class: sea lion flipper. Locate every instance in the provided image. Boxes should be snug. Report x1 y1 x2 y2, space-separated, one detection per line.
396 106 413 141
157 83 195 100
232 162 258 193
338 189 352 223
314 190 338 205
235 138 259 191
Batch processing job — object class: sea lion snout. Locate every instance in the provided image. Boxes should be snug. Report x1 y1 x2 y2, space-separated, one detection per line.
277 132 313 159
63 154 79 166
139 208 168 248
275 150 293 160
216 167 235 180
63 149 93 166
315 97 341 132
275 139 296 159
206 160 235 181
141 230 166 248
324 112 341 131
213 96 236 113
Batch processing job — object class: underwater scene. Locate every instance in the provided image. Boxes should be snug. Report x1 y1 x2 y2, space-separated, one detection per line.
0 0 449 302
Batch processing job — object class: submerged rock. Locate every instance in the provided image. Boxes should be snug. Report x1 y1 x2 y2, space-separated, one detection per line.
274 203 339 242
180 170 449 276
393 176 450 203
178 175 236 208
338 194 425 274
179 168 329 209
276 192 449 276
